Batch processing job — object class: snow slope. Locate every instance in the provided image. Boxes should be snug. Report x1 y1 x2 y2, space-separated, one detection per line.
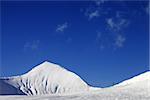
0 71 150 100
115 71 150 87
0 78 25 95
0 61 149 100
0 61 89 95
111 71 150 98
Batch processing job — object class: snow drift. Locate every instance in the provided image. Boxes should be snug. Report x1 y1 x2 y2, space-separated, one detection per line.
0 61 89 95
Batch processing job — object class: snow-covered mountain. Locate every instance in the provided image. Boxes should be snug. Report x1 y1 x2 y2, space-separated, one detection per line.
0 61 150 99
0 61 89 95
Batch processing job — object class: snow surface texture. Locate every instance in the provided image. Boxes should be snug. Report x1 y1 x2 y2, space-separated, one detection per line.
0 61 89 95
0 61 150 100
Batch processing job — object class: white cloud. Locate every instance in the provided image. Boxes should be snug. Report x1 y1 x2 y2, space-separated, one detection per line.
56 22 68 32
89 10 99 20
105 11 129 49
106 11 129 32
95 31 126 50
82 0 108 21
106 17 129 32
86 10 100 20
24 40 40 51
107 18 114 30
114 34 126 48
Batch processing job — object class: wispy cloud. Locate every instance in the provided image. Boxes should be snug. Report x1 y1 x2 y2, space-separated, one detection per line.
89 10 100 20
106 18 114 30
106 18 127 49
106 10 129 32
105 11 129 49
95 31 126 50
106 18 129 32
96 14 128 50
114 34 126 48
23 40 40 51
82 0 108 21
94 0 106 6
56 22 68 32
82 2 129 50
85 10 100 20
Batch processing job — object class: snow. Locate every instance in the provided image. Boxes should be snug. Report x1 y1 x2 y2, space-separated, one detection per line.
0 86 149 100
114 71 150 87
0 61 150 100
0 61 89 95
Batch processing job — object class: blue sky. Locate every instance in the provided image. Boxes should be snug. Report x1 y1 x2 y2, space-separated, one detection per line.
1 0 149 87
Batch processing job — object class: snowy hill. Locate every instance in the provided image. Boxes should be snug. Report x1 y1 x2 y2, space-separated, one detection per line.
0 61 150 100
0 61 89 95
115 71 150 87
112 71 150 97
